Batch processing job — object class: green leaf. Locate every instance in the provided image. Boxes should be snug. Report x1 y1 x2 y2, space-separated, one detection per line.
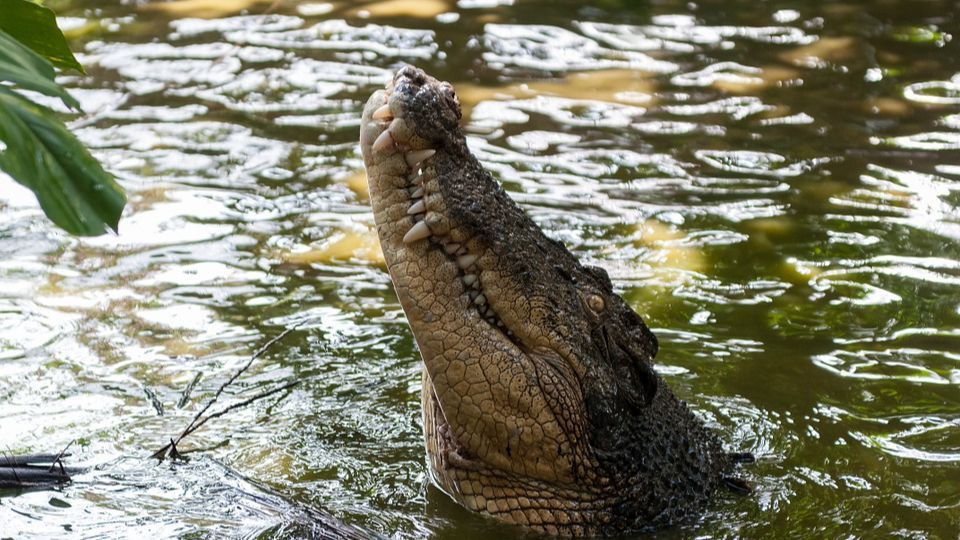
0 30 80 110
0 86 125 236
0 0 84 72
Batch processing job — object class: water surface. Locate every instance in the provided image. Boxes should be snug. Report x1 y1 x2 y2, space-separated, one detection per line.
1 0 959 537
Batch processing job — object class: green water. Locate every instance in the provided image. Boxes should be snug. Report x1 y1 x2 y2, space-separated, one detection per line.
1 0 959 538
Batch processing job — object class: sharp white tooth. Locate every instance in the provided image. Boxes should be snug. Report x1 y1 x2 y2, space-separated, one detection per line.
455 245 467 256
473 293 487 306
462 274 477 286
485 308 495 317
403 221 431 243
457 254 477 269
444 242 460 255
410 186 424 198
405 149 436 167
372 130 395 152
407 199 426 215
372 104 392 120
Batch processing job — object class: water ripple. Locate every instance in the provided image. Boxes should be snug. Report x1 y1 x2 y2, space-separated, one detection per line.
92 42 243 86
482 24 677 73
852 416 960 462
170 14 305 38
225 19 438 59
814 348 960 385
695 150 829 177
663 96 777 120
828 165 960 240
903 76 960 105
472 95 646 128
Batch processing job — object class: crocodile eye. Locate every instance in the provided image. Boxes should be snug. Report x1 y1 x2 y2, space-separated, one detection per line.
587 294 605 313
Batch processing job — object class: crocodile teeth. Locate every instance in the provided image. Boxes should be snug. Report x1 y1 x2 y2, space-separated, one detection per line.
372 130 395 152
457 254 477 269
372 104 392 121
462 274 477 286
405 149 436 167
410 186 424 198
443 242 460 255
407 199 426 215
403 221 431 243
473 293 486 306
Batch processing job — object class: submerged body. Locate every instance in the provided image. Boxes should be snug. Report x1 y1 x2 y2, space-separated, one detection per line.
360 67 742 536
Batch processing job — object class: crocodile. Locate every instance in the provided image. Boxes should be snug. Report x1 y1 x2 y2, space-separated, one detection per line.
359 66 749 536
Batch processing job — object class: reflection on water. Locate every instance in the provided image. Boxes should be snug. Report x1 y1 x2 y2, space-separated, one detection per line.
1 0 959 537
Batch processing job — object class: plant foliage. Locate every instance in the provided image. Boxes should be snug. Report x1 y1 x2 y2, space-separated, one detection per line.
0 0 125 236
0 0 85 72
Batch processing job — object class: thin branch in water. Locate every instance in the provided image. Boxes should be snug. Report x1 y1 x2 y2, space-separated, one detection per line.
47 440 74 474
167 439 183 462
180 380 300 440
3 450 22 485
181 325 301 438
144 386 164 416
152 380 299 461
177 372 202 409
151 325 303 462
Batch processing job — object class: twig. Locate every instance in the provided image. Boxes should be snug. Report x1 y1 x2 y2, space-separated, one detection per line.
152 380 299 461
5 451 21 485
151 325 302 461
180 380 299 440
144 386 164 416
47 440 74 474
184 326 301 436
177 372 202 409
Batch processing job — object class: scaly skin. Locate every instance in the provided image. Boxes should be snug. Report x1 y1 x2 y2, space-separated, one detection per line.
360 66 737 536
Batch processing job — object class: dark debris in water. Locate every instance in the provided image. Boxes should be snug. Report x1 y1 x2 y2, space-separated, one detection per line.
722 476 752 496
0 452 77 490
728 451 756 464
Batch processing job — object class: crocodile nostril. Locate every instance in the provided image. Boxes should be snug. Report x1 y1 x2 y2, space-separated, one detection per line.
397 65 426 87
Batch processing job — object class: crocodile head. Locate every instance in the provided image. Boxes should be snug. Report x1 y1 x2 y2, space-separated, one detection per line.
360 66 733 536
